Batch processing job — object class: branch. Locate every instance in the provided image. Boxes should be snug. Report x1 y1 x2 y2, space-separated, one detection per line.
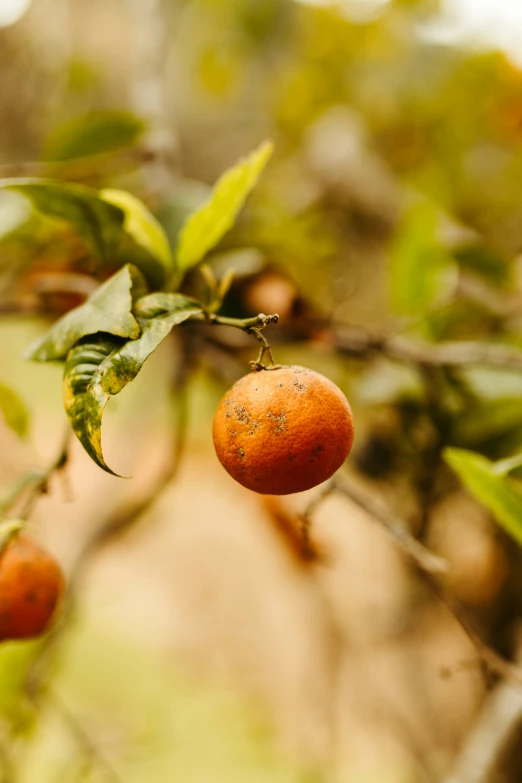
48 691 124 783
442 636 522 783
330 473 522 687
0 431 71 519
332 475 448 575
423 574 522 688
333 326 522 372
190 311 280 331
74 454 176 574
21 334 192 735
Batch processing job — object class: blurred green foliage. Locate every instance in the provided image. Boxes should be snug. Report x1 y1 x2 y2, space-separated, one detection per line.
0 383 29 438
3 0 522 779
43 112 146 162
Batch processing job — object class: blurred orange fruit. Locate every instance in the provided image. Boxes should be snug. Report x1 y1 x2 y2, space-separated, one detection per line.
0 534 65 642
213 365 354 494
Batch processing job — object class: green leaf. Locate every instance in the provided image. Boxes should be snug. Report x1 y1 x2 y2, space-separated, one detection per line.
0 178 124 262
100 188 174 288
453 244 512 288
389 202 456 317
25 265 141 362
0 384 29 438
444 447 522 546
63 337 123 475
176 140 273 272
94 308 202 398
133 292 201 319
43 111 145 161
63 306 201 475
0 179 172 287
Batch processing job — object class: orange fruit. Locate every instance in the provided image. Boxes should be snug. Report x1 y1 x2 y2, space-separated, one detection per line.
212 365 354 494
0 534 65 642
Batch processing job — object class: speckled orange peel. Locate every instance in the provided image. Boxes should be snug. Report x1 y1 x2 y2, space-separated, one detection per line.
212 365 354 495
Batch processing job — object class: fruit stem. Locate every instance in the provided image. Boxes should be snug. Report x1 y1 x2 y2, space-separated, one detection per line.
248 328 280 371
191 311 281 370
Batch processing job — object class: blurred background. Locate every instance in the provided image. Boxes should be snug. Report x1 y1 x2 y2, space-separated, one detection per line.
3 0 522 781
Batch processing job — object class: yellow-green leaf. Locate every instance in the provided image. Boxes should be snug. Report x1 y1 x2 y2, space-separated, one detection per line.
389 202 456 317
0 179 172 287
63 304 201 475
63 337 123 476
444 447 522 546
0 178 124 262
176 140 273 272
0 385 29 438
101 189 174 287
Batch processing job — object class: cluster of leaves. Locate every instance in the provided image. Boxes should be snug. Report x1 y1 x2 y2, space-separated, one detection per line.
378 192 522 548
359 194 522 549
0 141 273 474
2 0 522 553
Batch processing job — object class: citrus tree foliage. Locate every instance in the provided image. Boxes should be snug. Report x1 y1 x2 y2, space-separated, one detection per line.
0 0 521 546
42 111 145 161
1 142 271 474
5 1 522 778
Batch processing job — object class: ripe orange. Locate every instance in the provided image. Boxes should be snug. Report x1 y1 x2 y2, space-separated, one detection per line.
212 365 354 494
0 534 65 642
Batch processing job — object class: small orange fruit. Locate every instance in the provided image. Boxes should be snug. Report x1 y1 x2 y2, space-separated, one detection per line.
212 365 354 494
0 534 65 642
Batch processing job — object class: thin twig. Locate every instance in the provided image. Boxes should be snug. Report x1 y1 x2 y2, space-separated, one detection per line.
441 635 522 783
299 479 337 561
17 432 71 520
49 691 124 783
332 475 449 575
0 431 71 520
422 574 522 687
331 474 522 687
191 311 280 331
20 336 192 731
0 471 43 517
